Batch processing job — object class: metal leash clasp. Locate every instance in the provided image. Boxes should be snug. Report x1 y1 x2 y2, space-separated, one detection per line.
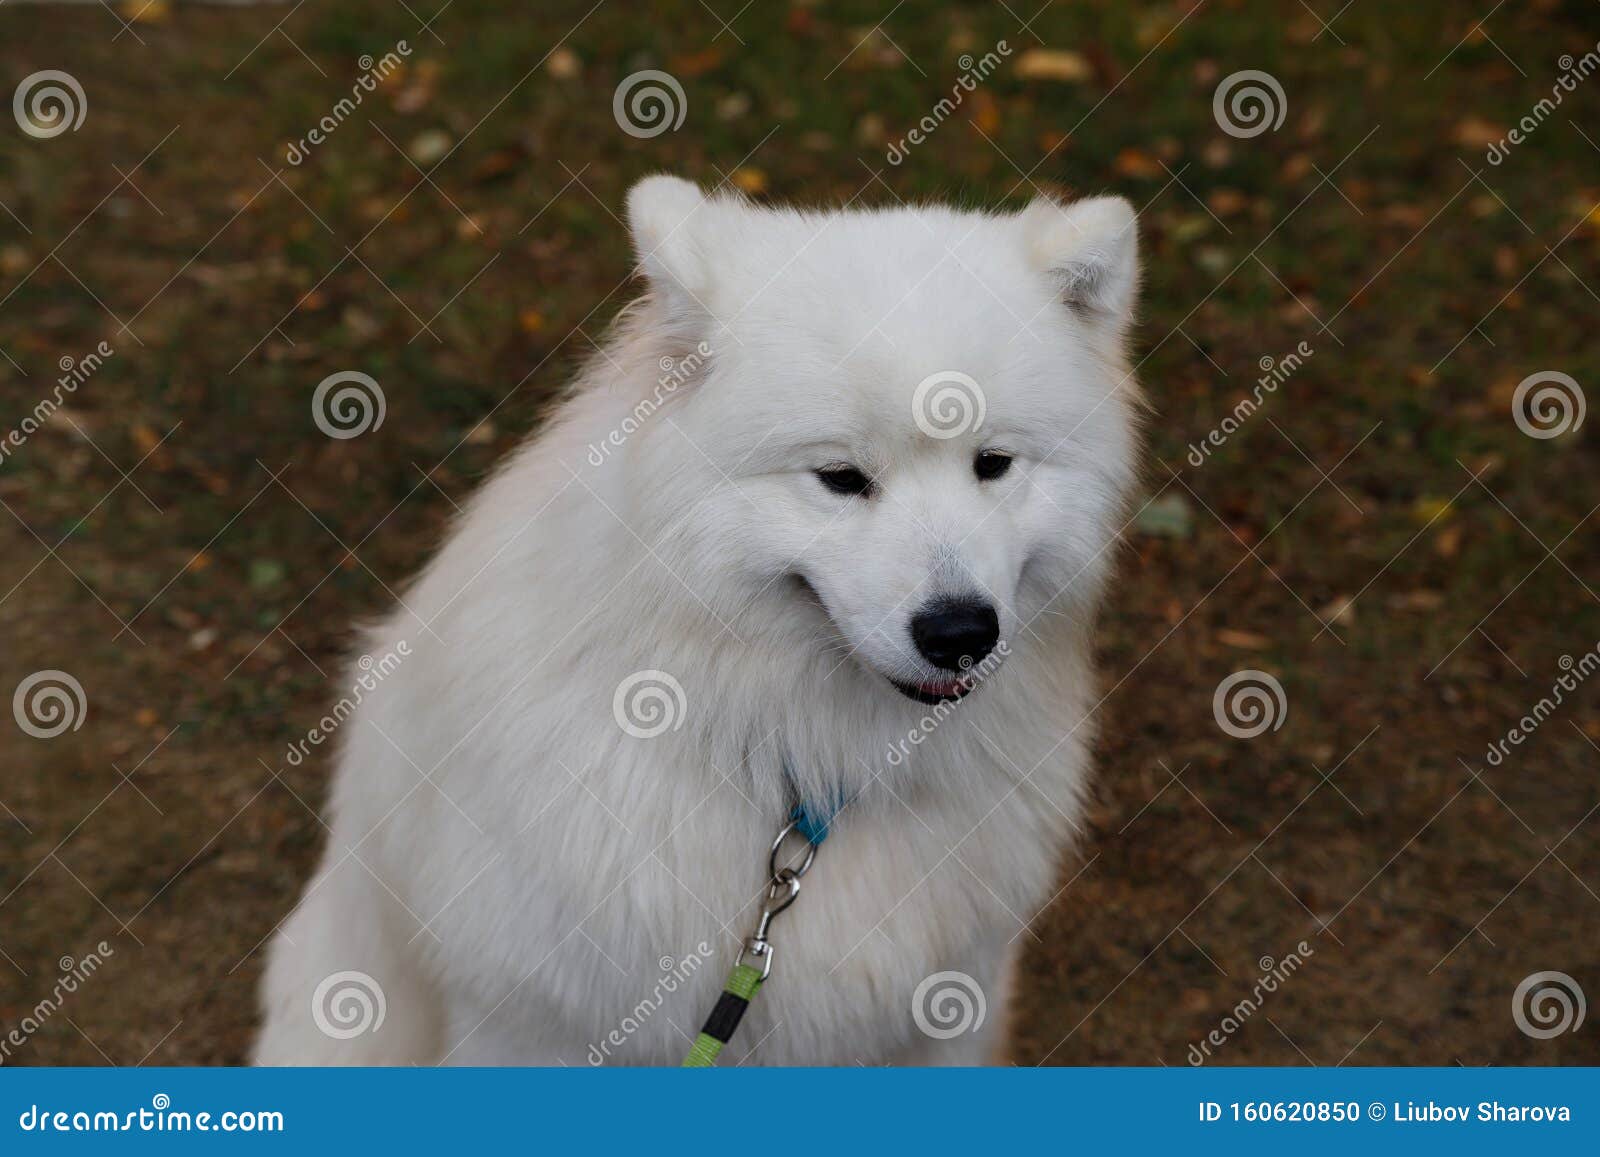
735 818 818 980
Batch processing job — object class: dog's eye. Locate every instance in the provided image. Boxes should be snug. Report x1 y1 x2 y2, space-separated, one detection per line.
816 465 874 497
974 451 1013 481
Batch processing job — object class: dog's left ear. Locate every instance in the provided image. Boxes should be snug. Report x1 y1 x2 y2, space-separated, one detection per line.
1019 195 1139 335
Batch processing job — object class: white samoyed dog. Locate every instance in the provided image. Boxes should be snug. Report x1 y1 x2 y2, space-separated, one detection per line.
254 175 1141 1066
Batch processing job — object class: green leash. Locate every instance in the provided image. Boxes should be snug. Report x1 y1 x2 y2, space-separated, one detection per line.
681 816 819 1066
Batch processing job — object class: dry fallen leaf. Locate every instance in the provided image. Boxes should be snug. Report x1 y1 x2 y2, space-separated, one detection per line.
670 46 725 78
1217 629 1271 650
1014 48 1093 83
1113 146 1163 179
1207 189 1247 217
969 89 1001 136
1453 116 1504 149
1319 596 1356 627
1389 590 1444 612
545 47 581 80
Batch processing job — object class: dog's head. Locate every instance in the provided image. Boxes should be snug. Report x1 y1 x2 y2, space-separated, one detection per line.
623 175 1141 706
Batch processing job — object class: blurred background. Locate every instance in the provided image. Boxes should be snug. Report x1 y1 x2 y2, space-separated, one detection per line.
1 0 1597 1065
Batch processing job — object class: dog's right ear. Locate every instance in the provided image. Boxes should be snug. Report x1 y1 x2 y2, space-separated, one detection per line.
1019 195 1139 340
626 175 709 321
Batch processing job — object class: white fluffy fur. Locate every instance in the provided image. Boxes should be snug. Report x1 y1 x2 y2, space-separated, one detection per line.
253 176 1141 1066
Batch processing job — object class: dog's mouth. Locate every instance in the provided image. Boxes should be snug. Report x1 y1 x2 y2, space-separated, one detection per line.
888 676 978 706
791 573 993 708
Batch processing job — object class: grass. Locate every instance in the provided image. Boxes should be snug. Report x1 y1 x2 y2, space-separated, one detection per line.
0 0 1597 1065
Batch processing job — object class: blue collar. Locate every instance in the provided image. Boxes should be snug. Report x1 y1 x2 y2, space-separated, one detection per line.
781 755 848 845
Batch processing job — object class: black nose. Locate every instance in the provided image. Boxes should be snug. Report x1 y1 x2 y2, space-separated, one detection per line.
910 600 1000 671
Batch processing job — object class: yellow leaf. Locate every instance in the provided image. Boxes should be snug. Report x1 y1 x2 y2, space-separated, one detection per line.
730 167 768 195
121 0 170 23
1412 497 1454 524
